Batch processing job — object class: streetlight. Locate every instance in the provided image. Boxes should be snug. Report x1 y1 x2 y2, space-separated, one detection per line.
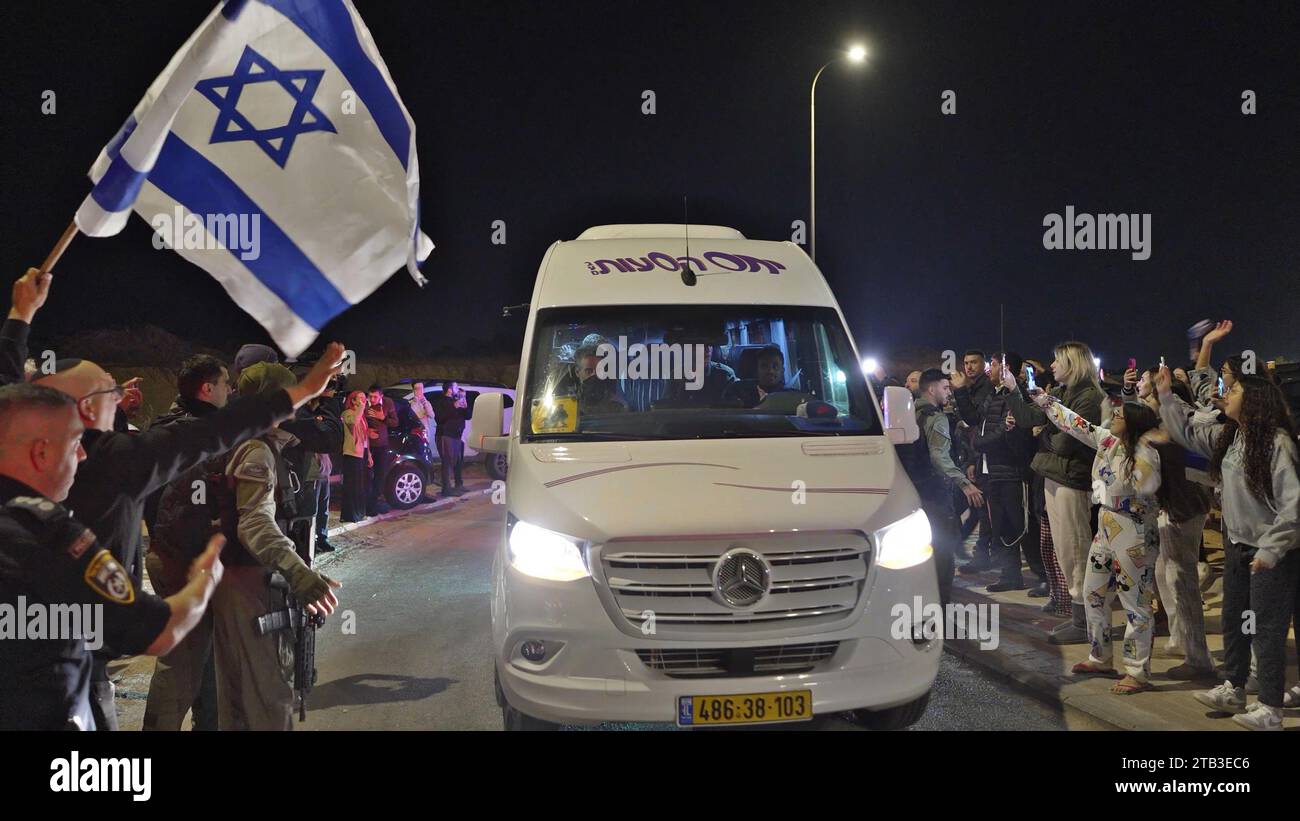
810 43 868 263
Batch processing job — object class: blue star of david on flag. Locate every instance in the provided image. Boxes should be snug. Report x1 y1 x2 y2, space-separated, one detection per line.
76 0 432 358
195 45 336 168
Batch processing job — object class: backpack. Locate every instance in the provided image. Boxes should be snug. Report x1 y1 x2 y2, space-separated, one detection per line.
216 437 317 567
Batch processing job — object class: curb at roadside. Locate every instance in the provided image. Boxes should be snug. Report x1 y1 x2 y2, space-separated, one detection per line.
323 487 494 538
941 634 1127 731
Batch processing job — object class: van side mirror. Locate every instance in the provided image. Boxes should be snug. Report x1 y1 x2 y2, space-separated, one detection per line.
468 391 509 454
882 386 920 444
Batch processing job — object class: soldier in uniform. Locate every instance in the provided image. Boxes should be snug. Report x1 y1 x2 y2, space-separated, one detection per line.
898 369 986 606
213 363 342 730
0 384 224 730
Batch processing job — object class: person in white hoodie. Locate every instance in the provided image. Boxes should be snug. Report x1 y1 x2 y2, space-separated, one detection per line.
1156 366 1300 730
1003 366 1165 694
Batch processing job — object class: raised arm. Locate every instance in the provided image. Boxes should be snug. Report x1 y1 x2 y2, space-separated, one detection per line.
1035 392 1108 449
113 390 295 498
950 369 982 426
997 365 1048 428
1195 319 1232 372
1155 366 1221 458
1 268 51 385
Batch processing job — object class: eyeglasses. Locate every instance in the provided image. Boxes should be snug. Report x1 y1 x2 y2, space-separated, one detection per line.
78 384 126 404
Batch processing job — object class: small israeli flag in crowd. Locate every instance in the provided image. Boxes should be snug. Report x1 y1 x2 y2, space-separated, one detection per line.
75 0 433 357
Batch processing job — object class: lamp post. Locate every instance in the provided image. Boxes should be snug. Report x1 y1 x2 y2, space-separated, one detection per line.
810 44 867 263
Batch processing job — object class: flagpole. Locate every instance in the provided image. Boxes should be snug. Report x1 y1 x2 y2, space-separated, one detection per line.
41 220 80 273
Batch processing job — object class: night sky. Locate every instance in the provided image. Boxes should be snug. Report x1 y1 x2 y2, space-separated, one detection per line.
1 1 1296 370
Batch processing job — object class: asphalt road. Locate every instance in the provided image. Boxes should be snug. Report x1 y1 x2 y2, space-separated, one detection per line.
298 488 1111 731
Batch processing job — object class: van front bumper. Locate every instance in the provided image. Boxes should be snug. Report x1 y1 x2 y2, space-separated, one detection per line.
493 558 942 726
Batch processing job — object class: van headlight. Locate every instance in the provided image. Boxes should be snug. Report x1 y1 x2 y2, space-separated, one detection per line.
874 509 933 570
507 518 590 581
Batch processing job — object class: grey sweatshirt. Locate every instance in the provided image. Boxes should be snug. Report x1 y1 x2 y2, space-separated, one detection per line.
1158 388 1300 565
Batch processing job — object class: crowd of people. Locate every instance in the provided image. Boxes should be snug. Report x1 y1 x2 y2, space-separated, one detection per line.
2 257 1295 732
0 267 470 731
895 328 1300 729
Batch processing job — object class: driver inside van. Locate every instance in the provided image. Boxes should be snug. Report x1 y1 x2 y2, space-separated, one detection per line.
724 345 795 408
550 333 628 415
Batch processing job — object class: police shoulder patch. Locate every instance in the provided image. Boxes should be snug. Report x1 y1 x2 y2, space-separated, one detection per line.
84 550 135 604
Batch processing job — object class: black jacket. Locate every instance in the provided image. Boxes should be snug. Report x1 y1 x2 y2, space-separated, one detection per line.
957 384 1034 482
365 396 398 448
953 373 994 427
432 393 468 439
0 476 170 730
282 397 344 455
146 397 229 577
0 318 30 385
65 390 295 599
142 396 219 536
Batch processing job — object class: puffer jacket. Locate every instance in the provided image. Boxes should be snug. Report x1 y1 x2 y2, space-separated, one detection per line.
956 383 1034 482
1005 379 1104 490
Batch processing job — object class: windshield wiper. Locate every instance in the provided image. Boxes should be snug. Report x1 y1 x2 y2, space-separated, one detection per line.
531 432 670 442
717 429 853 437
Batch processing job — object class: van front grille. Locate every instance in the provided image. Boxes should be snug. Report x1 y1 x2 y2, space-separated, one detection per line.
595 531 871 638
636 641 840 678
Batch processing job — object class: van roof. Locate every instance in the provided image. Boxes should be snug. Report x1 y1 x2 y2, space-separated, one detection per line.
536 224 839 309
576 224 745 240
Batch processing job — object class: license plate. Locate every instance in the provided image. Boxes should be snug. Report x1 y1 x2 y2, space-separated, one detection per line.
676 690 813 727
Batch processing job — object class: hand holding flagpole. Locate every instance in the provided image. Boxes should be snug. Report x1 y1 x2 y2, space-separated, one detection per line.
40 221 79 273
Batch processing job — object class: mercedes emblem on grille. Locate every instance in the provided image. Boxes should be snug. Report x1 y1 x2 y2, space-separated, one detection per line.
712 548 772 609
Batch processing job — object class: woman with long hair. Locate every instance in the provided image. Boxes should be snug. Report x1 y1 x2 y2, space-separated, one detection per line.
1004 341 1105 644
339 390 373 523
1159 368 1300 730
1006 366 1165 693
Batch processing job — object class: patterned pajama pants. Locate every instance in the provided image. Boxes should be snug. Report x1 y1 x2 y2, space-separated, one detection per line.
1083 508 1158 681
1040 515 1071 616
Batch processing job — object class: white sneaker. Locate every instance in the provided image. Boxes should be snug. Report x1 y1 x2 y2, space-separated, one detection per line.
1245 674 1259 694
1194 680 1247 713
1231 701 1282 731
1284 685 1300 709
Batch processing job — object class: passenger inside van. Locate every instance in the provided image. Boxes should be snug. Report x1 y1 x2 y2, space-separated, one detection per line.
548 333 628 415
724 345 798 408
660 344 738 408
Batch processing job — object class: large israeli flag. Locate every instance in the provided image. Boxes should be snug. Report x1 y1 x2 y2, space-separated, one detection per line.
75 0 432 357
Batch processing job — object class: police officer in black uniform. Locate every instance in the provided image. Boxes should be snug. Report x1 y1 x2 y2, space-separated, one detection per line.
0 384 225 730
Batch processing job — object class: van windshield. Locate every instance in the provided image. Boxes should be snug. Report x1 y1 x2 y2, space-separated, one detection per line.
521 305 882 442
